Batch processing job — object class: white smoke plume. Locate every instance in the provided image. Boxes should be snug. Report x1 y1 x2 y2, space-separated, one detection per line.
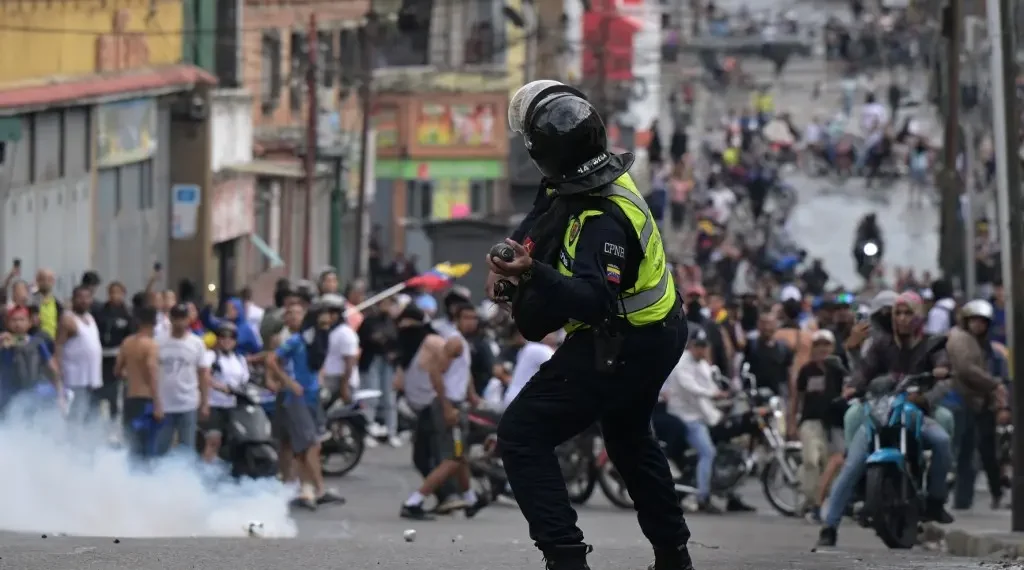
0 402 298 538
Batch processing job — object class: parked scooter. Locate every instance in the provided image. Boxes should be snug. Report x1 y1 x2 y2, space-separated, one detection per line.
320 388 381 477
196 382 279 479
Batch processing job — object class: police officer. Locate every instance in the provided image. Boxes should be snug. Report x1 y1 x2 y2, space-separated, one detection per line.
486 80 694 570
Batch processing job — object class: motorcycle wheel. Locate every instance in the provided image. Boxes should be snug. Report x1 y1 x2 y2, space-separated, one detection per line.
321 419 365 477
864 465 918 549
597 462 635 510
557 438 598 505
567 467 597 505
760 448 804 517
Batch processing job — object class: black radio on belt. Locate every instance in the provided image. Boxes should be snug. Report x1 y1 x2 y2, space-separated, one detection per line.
594 321 623 373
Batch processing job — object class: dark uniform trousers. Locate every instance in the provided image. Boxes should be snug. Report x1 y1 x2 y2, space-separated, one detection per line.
497 312 690 552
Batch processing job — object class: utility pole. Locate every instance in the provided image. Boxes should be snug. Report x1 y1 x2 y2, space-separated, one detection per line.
963 121 977 299
938 0 962 282
987 0 1024 532
592 0 613 119
963 18 984 300
352 4 376 280
303 13 319 279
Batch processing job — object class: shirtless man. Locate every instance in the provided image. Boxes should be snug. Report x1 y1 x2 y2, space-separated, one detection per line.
775 296 814 436
115 305 161 457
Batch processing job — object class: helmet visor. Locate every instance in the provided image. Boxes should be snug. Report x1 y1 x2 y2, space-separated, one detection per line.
508 80 566 135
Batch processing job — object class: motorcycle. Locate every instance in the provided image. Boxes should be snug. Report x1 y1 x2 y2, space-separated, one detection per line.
855 239 882 281
197 382 279 479
559 425 601 505
742 361 805 518
320 388 382 477
465 409 599 504
596 365 797 510
855 340 945 549
466 408 514 502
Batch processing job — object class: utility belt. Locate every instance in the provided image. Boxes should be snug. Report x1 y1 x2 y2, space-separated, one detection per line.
592 295 682 374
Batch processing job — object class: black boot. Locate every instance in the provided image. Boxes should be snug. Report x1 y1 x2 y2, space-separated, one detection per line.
725 494 756 513
647 544 695 570
816 526 837 547
542 544 592 570
924 498 954 524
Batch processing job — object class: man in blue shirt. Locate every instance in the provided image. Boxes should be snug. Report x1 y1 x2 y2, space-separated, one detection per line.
268 303 343 510
0 305 62 416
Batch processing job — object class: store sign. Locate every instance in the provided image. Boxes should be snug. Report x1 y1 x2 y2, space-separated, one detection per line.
373 105 399 148
211 177 255 244
97 98 157 167
415 102 498 147
171 184 201 240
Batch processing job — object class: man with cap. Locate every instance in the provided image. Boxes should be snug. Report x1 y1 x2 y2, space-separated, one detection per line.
663 328 728 513
486 79 692 570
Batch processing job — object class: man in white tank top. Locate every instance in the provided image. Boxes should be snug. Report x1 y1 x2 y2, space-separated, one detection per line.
395 304 488 520
56 286 104 421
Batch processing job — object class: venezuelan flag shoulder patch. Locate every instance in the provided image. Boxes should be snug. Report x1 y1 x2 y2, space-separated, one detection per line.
606 264 621 284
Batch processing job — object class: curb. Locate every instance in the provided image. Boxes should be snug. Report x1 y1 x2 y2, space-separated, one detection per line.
920 522 1024 560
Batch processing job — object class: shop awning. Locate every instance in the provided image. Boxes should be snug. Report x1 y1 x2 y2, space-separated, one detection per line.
581 12 643 82
249 234 284 268
224 159 332 179
0 64 217 113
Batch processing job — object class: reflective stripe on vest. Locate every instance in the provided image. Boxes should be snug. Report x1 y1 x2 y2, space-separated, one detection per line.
556 173 676 332
595 184 653 254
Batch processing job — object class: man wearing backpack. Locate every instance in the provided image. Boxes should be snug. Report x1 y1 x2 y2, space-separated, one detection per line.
267 302 344 510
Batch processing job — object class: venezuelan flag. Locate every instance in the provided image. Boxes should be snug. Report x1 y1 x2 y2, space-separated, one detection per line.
606 263 621 284
405 262 473 292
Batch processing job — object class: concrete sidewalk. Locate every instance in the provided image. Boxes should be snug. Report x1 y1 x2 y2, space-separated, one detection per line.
921 508 1024 559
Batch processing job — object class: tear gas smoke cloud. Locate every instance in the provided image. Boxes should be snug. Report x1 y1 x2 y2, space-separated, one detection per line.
0 403 297 538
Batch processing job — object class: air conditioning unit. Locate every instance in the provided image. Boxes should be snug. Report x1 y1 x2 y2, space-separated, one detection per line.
171 90 209 122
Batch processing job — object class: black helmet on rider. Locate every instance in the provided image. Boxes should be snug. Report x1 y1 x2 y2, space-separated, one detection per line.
509 80 609 182
216 321 238 338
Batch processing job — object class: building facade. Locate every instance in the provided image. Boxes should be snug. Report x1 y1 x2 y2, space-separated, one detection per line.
0 0 215 299
240 0 368 288
365 0 527 267
370 92 508 267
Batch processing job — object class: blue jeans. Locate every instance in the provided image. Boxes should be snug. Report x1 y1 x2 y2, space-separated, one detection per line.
824 421 951 528
651 404 688 463
154 410 199 457
366 356 397 435
684 420 716 501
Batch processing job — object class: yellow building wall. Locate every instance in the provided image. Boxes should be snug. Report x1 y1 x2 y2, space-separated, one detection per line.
504 0 527 99
0 0 184 85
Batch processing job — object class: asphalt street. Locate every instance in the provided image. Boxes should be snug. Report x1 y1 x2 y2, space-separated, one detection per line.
707 55 941 288
0 445 1003 570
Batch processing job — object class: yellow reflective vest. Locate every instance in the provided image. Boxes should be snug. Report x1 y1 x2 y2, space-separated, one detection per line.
554 173 676 333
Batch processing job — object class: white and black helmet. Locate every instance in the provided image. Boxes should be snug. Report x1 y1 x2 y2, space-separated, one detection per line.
962 299 994 321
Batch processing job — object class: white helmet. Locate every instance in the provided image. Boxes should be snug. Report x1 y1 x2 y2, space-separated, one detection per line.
962 299 994 321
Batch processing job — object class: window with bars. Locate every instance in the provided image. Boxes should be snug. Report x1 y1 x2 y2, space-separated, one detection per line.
338 26 361 85
376 0 433 67
318 30 335 88
289 30 307 114
260 31 282 115
464 0 505 66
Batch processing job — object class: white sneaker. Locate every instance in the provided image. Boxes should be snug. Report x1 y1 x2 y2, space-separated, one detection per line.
367 422 388 438
387 435 403 448
364 435 379 449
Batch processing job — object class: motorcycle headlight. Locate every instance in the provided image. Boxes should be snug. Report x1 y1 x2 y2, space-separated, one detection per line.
862 242 879 256
869 395 894 426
